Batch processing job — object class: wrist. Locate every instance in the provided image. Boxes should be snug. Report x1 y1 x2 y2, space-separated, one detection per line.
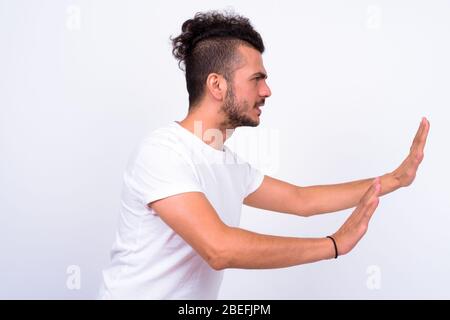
381 172 401 195
326 236 338 259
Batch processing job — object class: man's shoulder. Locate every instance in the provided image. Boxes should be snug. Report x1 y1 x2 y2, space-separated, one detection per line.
132 122 195 165
140 122 183 148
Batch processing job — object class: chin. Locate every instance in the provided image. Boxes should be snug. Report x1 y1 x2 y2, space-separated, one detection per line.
244 119 260 127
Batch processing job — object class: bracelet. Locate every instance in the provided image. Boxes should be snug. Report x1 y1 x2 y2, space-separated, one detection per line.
326 236 338 259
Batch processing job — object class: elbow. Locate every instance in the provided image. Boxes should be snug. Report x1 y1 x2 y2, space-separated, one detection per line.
207 243 232 270
300 210 314 218
295 187 315 218
205 231 233 271
208 254 229 271
295 205 314 217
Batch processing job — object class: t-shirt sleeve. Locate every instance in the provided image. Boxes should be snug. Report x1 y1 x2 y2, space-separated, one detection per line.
244 162 265 198
130 142 203 206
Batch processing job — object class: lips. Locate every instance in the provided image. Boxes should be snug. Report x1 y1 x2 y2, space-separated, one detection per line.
255 101 264 115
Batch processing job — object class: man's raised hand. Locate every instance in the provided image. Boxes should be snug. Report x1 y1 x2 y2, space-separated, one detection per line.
331 177 381 256
391 117 430 187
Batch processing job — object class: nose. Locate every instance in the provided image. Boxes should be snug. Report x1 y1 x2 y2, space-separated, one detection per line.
260 80 272 98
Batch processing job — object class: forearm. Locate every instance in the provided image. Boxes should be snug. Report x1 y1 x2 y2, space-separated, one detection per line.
216 227 335 269
298 172 400 216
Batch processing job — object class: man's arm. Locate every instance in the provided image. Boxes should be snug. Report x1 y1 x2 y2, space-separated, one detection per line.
243 173 396 217
149 178 380 270
244 117 430 217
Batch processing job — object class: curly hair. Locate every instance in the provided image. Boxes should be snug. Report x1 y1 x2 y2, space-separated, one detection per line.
171 10 265 109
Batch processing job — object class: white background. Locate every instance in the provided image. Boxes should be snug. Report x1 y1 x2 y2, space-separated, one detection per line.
1 0 449 299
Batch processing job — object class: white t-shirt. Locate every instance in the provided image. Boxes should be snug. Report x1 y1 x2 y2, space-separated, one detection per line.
98 121 264 299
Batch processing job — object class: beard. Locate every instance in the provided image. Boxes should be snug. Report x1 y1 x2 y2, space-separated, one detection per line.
220 84 262 128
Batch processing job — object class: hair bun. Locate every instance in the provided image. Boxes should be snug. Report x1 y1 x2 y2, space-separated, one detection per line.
171 11 260 69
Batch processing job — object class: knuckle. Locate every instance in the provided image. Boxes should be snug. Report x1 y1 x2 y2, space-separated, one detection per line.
417 152 424 161
372 197 379 206
359 224 368 235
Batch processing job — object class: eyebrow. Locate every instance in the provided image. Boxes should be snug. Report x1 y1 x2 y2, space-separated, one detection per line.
250 72 268 79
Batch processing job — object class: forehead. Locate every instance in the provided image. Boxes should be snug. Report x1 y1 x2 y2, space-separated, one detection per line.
234 45 266 76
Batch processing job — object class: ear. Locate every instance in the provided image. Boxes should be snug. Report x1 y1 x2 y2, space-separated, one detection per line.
205 73 227 102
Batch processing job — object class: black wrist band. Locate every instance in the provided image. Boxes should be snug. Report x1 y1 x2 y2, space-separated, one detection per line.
326 236 338 259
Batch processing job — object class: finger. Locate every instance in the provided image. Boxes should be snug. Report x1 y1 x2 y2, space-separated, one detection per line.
411 117 430 155
360 177 381 204
411 118 426 151
413 119 430 159
360 195 380 225
413 118 425 144
419 118 430 153
351 178 380 220
351 192 380 232
350 178 380 220
346 181 380 231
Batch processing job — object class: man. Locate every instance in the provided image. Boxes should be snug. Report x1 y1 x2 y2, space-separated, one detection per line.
99 11 430 299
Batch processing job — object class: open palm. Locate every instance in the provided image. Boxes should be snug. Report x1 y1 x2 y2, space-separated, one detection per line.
392 118 430 187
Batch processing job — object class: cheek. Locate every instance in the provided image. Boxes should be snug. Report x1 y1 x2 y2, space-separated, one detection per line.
241 99 253 111
239 86 258 101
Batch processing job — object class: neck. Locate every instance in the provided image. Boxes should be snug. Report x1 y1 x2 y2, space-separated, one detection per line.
177 106 235 151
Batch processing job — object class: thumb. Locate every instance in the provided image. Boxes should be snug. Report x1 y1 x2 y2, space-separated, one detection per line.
360 177 381 204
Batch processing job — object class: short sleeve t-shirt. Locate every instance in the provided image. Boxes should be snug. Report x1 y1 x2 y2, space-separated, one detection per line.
99 121 264 299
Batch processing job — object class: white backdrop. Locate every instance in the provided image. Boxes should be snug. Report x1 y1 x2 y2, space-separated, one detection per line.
1 0 449 299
